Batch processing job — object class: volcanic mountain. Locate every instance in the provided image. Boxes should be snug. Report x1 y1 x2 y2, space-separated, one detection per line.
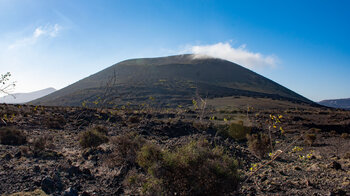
32 54 313 107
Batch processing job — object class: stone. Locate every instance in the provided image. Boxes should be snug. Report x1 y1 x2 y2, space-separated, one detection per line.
63 187 78 196
14 151 21 158
82 168 91 176
67 166 81 177
307 164 320 172
53 172 64 191
294 166 302 171
81 191 91 196
82 149 94 160
33 165 40 173
41 177 56 194
329 161 342 170
3 153 12 160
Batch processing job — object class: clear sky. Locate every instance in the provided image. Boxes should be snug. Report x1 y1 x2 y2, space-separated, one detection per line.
1 0 349 101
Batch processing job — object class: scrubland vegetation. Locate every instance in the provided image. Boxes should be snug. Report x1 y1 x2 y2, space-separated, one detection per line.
0 101 350 195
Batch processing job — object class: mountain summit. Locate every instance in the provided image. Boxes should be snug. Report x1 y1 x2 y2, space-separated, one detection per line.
32 54 312 107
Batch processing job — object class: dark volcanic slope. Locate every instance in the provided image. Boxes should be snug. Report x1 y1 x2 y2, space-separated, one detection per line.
319 98 350 109
32 54 313 107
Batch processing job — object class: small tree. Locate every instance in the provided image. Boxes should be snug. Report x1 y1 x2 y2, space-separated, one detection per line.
0 72 16 96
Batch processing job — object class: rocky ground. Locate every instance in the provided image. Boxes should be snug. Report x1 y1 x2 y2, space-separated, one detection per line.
0 103 349 195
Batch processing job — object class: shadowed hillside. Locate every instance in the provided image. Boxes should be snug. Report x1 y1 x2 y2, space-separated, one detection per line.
32 54 313 107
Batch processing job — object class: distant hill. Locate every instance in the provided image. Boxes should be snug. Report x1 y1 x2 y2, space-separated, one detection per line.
319 98 350 109
0 88 56 104
32 54 313 107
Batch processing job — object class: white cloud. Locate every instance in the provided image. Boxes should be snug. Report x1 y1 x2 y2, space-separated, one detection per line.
188 42 278 69
8 24 61 49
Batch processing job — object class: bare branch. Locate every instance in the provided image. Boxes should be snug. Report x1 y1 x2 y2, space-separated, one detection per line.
0 72 16 97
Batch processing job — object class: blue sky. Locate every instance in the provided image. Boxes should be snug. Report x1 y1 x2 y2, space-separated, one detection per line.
0 0 349 101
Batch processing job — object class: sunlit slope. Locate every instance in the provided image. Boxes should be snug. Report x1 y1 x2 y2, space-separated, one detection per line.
32 54 313 107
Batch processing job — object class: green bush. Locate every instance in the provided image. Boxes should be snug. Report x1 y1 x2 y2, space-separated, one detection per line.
216 122 251 141
137 143 163 171
79 127 108 148
246 133 271 159
0 127 26 145
132 139 240 195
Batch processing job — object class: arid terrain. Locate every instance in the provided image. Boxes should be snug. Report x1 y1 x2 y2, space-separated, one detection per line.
0 99 349 196
3 0 350 195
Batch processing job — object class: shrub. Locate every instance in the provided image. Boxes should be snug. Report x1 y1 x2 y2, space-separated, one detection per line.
133 139 240 195
30 135 55 153
0 127 26 145
309 128 321 133
79 128 108 148
137 143 163 171
246 133 271 159
304 133 317 146
330 130 337 136
45 115 66 129
31 137 47 152
92 124 109 135
27 135 61 159
128 116 140 124
19 146 30 155
343 152 350 159
107 132 145 167
216 122 251 141
123 169 149 194
341 133 349 139
192 121 210 132
123 169 162 195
